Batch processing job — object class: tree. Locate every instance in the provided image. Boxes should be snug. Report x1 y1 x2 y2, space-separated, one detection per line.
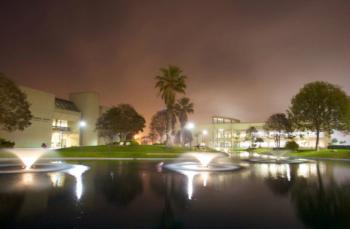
345 98 350 132
0 73 32 132
174 97 194 145
289 81 349 150
149 110 168 143
155 65 187 145
96 104 145 143
256 137 264 147
264 113 292 148
183 129 193 146
245 126 258 147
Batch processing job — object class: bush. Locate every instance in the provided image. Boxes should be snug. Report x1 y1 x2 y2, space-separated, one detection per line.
109 140 140 146
328 145 350 149
285 141 299 151
152 143 165 146
128 140 139 146
0 138 15 148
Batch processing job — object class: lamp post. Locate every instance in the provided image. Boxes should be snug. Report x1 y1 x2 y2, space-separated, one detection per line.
202 129 208 147
185 122 195 148
79 120 86 146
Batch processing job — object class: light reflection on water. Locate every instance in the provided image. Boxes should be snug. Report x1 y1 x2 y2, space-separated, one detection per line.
0 160 350 228
65 165 89 200
48 172 65 187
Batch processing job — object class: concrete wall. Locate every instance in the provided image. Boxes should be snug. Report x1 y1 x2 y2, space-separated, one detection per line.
69 92 100 146
0 86 55 147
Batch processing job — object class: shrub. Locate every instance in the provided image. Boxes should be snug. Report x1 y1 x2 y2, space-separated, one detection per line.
285 141 299 151
109 140 140 146
128 140 139 146
0 138 15 148
152 143 165 146
328 145 350 149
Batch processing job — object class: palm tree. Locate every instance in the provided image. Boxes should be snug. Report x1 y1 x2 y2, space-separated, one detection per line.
155 65 187 144
175 97 194 145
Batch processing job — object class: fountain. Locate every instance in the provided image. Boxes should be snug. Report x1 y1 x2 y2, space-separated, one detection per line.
247 149 312 164
162 152 240 199
164 152 241 172
0 148 73 174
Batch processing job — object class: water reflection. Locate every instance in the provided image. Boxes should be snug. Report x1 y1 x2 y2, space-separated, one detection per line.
48 172 65 187
259 162 350 228
256 163 292 181
95 162 143 206
66 165 89 200
291 178 350 228
0 160 350 228
252 162 328 180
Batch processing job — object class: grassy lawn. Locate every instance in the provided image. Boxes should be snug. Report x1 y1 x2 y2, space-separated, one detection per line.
2 145 350 159
0 150 16 158
232 147 350 159
289 149 350 159
0 145 192 159
232 148 273 154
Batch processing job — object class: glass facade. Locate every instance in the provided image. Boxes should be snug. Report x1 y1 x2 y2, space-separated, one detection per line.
51 119 79 148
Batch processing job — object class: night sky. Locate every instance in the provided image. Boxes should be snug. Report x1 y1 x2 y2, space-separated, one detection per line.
1 0 350 127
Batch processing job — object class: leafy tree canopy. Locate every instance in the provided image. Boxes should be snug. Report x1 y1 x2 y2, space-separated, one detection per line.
264 113 292 148
246 126 258 137
0 73 32 132
289 81 349 150
149 110 168 142
96 104 145 142
264 113 292 133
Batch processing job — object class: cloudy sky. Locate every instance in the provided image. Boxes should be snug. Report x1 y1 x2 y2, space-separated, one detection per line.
0 0 349 127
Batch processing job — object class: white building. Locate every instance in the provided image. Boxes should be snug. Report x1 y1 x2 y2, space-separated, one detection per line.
0 86 108 148
195 116 349 152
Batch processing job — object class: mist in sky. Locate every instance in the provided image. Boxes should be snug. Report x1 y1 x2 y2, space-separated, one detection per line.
0 0 349 126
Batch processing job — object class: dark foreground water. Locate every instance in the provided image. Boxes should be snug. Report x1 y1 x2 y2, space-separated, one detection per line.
1 158 350 229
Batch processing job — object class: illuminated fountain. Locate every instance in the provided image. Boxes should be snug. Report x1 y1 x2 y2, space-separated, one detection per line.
247 150 312 164
163 152 240 199
164 152 241 172
0 148 73 174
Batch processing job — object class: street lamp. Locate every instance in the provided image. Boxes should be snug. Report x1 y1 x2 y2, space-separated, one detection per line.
79 120 86 128
185 122 195 148
185 122 195 130
79 120 86 146
201 130 208 147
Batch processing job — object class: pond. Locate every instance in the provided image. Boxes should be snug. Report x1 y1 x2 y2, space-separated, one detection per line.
1 158 350 228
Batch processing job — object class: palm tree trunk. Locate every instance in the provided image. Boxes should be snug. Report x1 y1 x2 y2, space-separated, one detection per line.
180 127 184 146
166 110 172 146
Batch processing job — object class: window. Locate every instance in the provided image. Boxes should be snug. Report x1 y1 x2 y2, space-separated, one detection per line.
52 119 68 128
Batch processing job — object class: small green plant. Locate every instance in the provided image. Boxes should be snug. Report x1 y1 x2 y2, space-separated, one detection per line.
285 140 299 151
331 138 338 145
0 138 15 148
129 140 140 146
